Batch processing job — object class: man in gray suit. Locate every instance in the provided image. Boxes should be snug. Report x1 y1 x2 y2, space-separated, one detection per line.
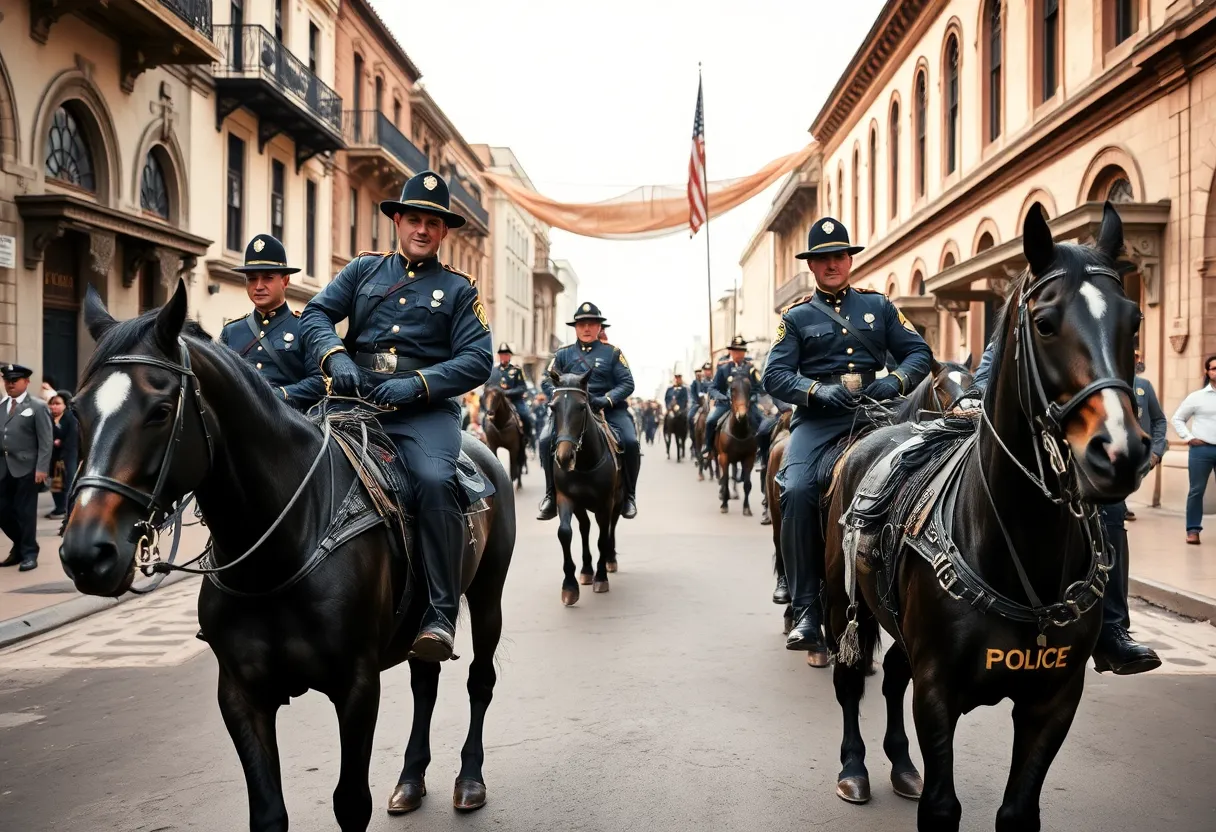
0 364 53 571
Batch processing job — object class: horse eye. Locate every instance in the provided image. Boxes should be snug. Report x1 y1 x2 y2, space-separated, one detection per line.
146 403 174 425
1034 315 1056 337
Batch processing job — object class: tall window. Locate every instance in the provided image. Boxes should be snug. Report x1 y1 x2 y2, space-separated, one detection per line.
140 150 170 219
308 22 319 73
836 168 843 220
889 102 899 219
868 128 877 236
1042 0 1060 102
945 36 959 176
349 187 358 255
393 99 402 126
911 270 925 296
370 198 379 251
374 76 383 113
353 54 364 142
851 148 859 237
45 105 95 191
305 180 317 275
270 160 285 242
226 133 245 251
987 0 1002 142
1114 0 1137 45
914 72 927 198
273 0 284 41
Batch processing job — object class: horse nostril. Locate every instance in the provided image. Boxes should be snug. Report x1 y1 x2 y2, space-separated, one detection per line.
1085 434 1117 470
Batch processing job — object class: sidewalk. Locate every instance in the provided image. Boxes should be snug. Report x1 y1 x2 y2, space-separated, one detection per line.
1126 496 1216 623
0 493 209 647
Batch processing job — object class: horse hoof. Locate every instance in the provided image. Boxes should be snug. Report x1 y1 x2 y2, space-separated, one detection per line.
720 505 728 514
387 780 426 814
606 561 618 573
593 580 609 593
742 507 752 517
578 573 593 586
561 588 579 606
783 616 793 636
836 775 871 804
806 648 831 668
891 770 923 800
453 779 487 811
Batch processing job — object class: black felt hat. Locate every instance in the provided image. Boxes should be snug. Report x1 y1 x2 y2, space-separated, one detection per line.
567 302 607 326
497 342 513 354
233 234 301 274
1 363 33 381
728 335 748 350
795 217 865 259
380 170 466 228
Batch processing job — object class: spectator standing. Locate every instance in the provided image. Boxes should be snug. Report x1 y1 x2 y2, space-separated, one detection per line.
47 390 78 519
0 364 53 571
1170 354 1216 544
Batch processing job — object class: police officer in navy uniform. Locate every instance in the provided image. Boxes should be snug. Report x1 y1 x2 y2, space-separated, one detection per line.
220 234 327 410
688 362 713 428
756 397 794 525
485 343 535 444
664 373 690 413
537 302 639 520
763 217 932 660
299 170 493 662
704 336 764 454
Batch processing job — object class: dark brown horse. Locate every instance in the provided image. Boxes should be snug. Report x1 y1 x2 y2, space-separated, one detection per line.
482 386 525 490
60 283 516 831
663 405 689 462
548 369 623 605
821 203 1148 830
714 374 757 514
692 393 714 481
766 360 973 650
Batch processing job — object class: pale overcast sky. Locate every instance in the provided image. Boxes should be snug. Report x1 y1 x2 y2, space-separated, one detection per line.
370 0 886 396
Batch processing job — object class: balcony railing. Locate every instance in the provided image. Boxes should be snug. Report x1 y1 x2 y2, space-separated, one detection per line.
341 110 429 174
160 0 212 37
213 24 342 134
447 175 490 228
773 270 813 312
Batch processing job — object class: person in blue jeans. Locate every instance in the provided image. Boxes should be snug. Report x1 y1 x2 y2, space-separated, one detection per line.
1172 354 1216 544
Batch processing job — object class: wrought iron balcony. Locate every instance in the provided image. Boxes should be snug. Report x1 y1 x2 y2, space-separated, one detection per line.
160 0 212 36
447 175 490 231
773 270 813 312
341 110 429 187
212 24 345 169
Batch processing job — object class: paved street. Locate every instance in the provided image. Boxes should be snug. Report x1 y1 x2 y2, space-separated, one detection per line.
2 449 1215 832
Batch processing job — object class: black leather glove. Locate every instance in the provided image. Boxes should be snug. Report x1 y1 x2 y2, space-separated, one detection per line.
590 395 610 411
325 352 362 397
811 383 856 409
863 375 903 401
369 375 426 407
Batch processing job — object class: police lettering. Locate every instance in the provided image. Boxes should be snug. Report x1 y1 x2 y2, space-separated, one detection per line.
984 646 1070 671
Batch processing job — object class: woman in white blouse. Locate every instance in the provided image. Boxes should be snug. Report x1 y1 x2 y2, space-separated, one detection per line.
1171 355 1216 544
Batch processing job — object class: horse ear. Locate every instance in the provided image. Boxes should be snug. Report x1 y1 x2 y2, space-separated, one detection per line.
83 284 117 341
1022 202 1055 275
929 357 942 374
577 369 592 390
547 368 561 387
154 278 189 353
964 351 974 369
1096 200 1124 261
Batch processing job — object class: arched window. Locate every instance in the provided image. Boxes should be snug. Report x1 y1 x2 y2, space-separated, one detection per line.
914 71 927 198
374 75 383 113
977 231 995 252
911 270 925 296
943 251 957 270
1088 165 1135 202
852 147 860 238
45 104 96 191
944 36 960 175
868 127 877 236
889 101 900 218
985 0 1002 142
140 149 170 219
1040 0 1060 103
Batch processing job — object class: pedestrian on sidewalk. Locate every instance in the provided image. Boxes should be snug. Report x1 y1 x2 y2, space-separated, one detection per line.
0 364 53 571
1170 354 1216 545
1126 351 1167 522
47 390 78 519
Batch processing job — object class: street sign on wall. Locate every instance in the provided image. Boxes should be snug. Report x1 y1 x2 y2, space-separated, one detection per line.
0 235 14 269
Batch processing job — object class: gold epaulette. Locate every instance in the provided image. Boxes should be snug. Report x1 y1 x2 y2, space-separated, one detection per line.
443 263 476 287
356 250 392 258
854 285 883 294
782 294 814 314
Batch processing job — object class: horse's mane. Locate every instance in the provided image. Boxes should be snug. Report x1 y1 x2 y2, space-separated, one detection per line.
895 359 972 421
982 241 1120 408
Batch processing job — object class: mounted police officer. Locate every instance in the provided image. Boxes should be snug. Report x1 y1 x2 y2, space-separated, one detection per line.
704 335 764 454
763 217 932 660
485 343 534 444
664 373 690 413
756 397 794 525
688 361 713 427
220 234 327 410
537 302 639 520
299 170 492 662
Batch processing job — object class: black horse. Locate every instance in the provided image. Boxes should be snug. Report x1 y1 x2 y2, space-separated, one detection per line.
664 405 689 462
482 386 526 491
822 203 1149 830
714 374 757 515
547 369 623 604
59 283 516 832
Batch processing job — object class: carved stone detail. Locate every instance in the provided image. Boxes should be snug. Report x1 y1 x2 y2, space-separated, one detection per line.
22 218 66 269
1169 316 1189 353
157 248 182 290
88 231 116 278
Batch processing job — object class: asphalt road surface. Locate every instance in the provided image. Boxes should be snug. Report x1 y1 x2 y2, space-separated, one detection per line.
2 444 1215 831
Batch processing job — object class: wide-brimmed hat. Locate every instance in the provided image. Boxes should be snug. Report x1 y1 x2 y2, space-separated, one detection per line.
380 170 467 229
727 335 748 350
795 217 865 259
233 234 301 274
497 342 513 354
1 363 33 381
701 362 712 371
567 302 607 326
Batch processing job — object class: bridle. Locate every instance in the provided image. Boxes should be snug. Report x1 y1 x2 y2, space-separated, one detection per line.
550 386 591 456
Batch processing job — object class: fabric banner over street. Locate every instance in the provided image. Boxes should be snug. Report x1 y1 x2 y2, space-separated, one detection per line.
481 143 817 240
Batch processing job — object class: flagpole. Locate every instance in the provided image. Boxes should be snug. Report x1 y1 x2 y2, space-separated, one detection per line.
700 64 714 361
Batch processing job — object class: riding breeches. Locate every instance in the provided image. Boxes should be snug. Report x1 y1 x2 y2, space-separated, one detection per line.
388 409 463 631
756 415 781 471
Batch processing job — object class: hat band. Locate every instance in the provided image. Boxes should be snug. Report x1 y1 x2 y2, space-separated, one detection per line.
395 199 454 214
244 260 289 266
807 241 852 252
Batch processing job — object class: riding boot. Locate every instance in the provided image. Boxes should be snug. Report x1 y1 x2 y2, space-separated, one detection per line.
1093 626 1161 675
537 452 557 521
412 509 463 662
786 605 828 657
621 443 640 519
772 574 790 605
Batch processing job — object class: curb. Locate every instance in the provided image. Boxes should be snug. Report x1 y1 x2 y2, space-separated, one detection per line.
0 570 196 650
1129 576 1216 623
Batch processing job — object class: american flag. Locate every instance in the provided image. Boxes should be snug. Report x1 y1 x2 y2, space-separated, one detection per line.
687 78 707 236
